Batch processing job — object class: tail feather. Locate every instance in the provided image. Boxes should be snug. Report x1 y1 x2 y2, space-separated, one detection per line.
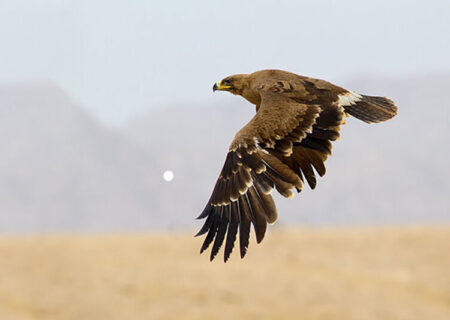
344 94 398 123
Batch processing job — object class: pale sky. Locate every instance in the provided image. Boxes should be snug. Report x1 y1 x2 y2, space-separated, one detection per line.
1 0 449 125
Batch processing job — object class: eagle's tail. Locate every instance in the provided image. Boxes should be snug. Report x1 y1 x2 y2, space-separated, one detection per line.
342 93 398 124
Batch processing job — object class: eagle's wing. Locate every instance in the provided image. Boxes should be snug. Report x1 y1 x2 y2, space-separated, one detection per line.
196 80 346 261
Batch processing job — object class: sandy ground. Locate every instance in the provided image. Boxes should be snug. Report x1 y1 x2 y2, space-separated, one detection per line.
0 226 449 320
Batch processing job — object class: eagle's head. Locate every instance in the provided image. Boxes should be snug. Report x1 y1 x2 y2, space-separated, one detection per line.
213 74 248 95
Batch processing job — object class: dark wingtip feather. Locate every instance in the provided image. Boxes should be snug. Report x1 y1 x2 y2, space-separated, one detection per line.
195 212 214 237
209 207 229 261
197 203 213 219
240 228 250 259
200 212 220 254
238 197 251 259
224 203 239 262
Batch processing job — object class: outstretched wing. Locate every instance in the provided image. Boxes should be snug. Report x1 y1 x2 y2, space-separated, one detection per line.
196 81 346 262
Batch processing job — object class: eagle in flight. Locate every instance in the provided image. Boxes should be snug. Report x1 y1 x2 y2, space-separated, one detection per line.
196 69 398 262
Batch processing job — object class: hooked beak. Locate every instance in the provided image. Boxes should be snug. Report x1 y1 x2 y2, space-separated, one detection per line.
212 80 231 92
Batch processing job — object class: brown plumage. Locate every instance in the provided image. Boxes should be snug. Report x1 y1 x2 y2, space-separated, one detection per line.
197 69 398 261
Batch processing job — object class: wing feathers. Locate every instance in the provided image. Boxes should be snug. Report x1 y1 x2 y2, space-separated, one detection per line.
210 206 229 261
264 167 295 198
197 145 302 260
196 202 213 220
238 196 252 258
200 213 221 254
239 151 266 173
224 202 239 262
246 187 267 243
260 152 303 188
230 175 240 201
254 182 278 224
296 155 317 189
195 208 214 236
251 171 274 194
303 147 327 177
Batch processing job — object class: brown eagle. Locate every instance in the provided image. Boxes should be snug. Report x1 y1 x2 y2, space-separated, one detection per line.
196 69 397 261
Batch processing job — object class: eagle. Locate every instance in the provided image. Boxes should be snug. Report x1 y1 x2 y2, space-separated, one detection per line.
196 69 397 262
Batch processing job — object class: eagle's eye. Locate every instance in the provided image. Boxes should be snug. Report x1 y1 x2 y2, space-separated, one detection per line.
223 78 233 85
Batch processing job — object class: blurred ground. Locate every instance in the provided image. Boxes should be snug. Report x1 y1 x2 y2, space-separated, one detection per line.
0 227 449 320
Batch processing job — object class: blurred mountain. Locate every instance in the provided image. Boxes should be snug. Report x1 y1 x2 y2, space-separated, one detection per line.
126 74 450 228
0 82 160 232
1 74 449 233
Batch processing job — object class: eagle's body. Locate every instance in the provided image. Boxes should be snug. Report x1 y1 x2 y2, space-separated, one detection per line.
197 69 398 262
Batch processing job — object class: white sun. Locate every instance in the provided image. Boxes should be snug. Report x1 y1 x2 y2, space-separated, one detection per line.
163 170 174 182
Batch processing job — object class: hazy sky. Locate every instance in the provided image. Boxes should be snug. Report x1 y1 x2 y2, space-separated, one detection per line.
1 0 449 125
